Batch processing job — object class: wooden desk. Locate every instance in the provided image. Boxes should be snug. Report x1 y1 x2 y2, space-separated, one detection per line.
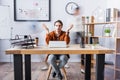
6 44 114 80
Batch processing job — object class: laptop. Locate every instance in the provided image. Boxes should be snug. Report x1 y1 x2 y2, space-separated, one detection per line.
48 41 67 48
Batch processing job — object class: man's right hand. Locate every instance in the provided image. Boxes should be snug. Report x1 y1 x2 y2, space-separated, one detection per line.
66 24 73 33
42 24 49 34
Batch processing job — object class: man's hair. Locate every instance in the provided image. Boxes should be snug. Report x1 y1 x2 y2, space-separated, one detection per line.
54 20 63 26
75 6 80 10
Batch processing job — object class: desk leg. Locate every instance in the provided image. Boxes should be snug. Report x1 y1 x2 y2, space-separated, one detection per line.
14 54 23 80
25 54 31 80
96 54 105 80
85 54 91 80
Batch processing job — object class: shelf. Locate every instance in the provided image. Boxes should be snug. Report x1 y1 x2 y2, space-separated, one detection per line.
91 59 96 64
83 22 117 25
89 36 114 38
115 70 120 79
87 36 120 38
116 37 120 39
115 68 120 71
105 64 114 69
91 59 114 69
116 54 120 55
116 39 120 53
82 17 120 80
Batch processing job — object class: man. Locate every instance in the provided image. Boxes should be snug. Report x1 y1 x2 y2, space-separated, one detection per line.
67 6 85 73
67 6 85 47
43 20 70 80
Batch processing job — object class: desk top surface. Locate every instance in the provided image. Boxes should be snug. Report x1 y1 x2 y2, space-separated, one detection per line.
6 44 115 54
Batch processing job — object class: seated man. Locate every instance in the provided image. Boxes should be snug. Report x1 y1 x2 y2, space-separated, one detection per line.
40 56 70 71
43 20 70 80
40 55 49 71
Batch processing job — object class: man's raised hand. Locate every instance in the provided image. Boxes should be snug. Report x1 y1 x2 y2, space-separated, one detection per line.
66 24 73 35
42 24 49 34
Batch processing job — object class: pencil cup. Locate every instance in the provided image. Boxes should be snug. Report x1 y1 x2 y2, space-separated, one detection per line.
35 37 39 46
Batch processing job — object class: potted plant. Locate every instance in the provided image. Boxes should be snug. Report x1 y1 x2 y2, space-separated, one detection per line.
91 43 96 49
104 28 111 36
88 32 92 37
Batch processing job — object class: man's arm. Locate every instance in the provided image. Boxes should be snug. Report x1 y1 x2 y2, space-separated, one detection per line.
66 24 73 35
64 24 73 44
42 24 52 45
42 24 49 34
45 33 52 45
64 32 70 45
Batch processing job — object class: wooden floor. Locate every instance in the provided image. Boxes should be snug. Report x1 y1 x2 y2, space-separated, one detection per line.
0 62 114 80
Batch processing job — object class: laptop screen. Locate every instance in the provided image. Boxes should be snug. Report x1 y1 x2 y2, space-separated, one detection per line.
48 41 67 48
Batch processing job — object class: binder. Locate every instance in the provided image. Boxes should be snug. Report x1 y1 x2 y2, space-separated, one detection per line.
106 8 118 22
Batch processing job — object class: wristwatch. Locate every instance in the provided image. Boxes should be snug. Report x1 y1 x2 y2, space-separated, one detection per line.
65 2 79 15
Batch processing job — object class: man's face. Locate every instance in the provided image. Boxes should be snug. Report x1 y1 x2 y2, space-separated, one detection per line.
74 9 80 15
54 22 62 32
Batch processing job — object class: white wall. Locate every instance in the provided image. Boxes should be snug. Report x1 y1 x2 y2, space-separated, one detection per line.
0 0 107 62
106 0 120 8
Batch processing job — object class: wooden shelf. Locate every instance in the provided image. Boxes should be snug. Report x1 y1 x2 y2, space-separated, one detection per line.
83 22 117 25
87 36 120 39
115 68 120 71
82 18 120 80
91 59 96 64
89 36 114 38
116 37 120 39
116 54 120 55
105 64 114 69
92 59 114 69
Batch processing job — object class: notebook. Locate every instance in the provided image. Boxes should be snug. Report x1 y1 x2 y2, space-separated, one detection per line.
48 41 67 48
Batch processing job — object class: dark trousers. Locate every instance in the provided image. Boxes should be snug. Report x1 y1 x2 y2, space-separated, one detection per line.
81 54 85 65
76 31 85 65
76 32 85 48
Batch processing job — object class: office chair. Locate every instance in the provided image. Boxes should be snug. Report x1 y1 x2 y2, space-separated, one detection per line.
46 60 67 80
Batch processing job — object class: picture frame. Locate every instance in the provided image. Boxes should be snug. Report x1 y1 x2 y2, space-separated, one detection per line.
14 0 51 22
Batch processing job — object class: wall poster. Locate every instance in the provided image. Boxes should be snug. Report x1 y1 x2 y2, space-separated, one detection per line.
14 0 51 21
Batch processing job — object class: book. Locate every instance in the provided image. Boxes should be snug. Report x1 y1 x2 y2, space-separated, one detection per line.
106 8 119 22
